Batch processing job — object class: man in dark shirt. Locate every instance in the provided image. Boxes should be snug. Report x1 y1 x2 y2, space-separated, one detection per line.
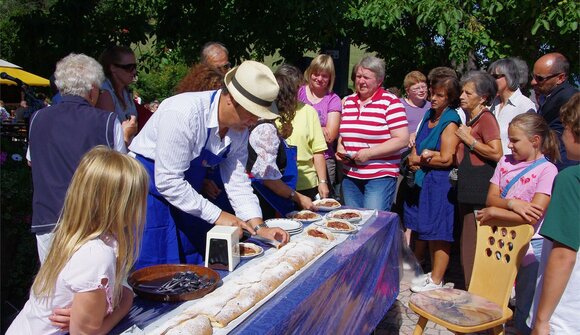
531 52 578 170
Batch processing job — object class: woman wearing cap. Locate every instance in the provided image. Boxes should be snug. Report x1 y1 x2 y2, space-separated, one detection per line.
337 55 409 211
298 55 342 197
96 46 139 145
488 58 537 154
129 61 290 269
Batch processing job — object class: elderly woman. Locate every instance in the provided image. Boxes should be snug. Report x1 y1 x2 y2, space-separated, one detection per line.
405 76 462 292
488 58 537 154
298 55 342 197
455 70 503 287
96 46 139 145
337 56 409 211
402 71 431 137
26 53 126 262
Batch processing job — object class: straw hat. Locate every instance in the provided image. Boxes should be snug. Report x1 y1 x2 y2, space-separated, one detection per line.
224 60 279 120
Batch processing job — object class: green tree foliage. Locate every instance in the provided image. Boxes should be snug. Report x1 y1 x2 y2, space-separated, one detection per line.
2 0 577 94
1 0 153 76
151 0 350 65
347 0 579 86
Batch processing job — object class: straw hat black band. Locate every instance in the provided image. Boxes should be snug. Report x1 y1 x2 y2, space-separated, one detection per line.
231 75 273 107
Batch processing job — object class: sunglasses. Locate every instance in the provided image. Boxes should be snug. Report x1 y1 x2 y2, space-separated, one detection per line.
491 73 505 79
114 63 137 72
532 73 561 83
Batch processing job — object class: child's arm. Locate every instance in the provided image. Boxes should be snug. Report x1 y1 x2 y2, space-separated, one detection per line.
69 285 133 335
483 183 547 223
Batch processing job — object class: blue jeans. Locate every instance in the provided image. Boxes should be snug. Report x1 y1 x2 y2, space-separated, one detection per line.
514 238 543 335
342 176 396 211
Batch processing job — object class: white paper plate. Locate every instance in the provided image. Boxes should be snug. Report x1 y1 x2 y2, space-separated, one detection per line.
312 198 342 211
285 210 323 223
325 209 363 224
239 242 264 259
265 218 303 231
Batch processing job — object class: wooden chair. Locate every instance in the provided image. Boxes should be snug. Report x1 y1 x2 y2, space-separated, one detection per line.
408 220 534 335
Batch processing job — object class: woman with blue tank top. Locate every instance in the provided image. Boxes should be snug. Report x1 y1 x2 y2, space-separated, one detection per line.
96 46 139 146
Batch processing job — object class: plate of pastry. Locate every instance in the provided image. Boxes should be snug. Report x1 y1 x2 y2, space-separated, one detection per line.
286 210 322 223
320 218 358 234
305 226 335 241
325 209 363 224
238 242 264 259
312 198 342 211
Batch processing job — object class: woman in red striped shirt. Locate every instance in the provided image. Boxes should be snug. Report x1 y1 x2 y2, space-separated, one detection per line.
336 56 409 211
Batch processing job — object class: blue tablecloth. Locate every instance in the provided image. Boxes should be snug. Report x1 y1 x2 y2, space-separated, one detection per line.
112 211 401 334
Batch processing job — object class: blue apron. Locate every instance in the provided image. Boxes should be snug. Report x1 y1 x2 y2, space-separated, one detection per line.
250 139 298 216
134 91 231 270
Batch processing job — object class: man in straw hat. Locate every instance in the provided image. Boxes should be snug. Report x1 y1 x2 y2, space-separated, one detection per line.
129 61 290 269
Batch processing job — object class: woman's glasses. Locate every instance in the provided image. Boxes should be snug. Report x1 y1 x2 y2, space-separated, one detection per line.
114 63 137 72
491 73 505 79
409 84 428 93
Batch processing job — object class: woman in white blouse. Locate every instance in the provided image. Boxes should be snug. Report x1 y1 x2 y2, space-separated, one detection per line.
488 58 537 154
247 65 319 219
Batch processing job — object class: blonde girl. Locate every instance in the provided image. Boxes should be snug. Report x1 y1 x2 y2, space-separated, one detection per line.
7 146 148 334
476 112 560 335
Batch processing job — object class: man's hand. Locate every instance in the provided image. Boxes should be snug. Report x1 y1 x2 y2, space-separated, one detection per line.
257 227 290 247
50 307 71 331
201 178 222 199
215 211 255 235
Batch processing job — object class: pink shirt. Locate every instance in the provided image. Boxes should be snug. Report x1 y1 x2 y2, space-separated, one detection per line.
490 155 558 264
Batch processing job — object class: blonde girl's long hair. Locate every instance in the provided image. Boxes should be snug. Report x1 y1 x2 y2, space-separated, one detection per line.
32 146 149 308
509 112 561 162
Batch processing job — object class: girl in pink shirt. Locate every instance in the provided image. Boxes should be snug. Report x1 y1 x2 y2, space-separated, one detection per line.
476 112 560 335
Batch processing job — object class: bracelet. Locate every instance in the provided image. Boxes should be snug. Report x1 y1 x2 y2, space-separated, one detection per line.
319 179 327 184
469 139 478 151
288 190 296 200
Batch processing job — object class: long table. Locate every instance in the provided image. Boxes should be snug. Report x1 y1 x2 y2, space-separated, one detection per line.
112 210 401 334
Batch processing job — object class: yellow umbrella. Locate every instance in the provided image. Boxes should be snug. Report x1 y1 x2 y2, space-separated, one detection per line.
0 66 50 87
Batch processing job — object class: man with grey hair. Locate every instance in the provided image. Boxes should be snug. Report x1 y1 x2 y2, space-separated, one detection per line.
200 41 231 74
27 53 125 262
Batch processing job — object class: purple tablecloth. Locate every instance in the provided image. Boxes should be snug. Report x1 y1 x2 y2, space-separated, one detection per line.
112 211 401 334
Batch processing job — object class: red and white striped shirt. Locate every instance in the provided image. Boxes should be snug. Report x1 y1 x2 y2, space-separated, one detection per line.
340 88 408 179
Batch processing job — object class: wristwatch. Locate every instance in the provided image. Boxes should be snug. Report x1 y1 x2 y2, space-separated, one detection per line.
319 179 327 183
253 222 269 233
288 190 296 200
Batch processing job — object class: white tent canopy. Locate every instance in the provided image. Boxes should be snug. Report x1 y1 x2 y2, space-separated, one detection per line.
0 59 22 68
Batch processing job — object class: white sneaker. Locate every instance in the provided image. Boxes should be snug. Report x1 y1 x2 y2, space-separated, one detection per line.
411 272 431 286
410 274 443 293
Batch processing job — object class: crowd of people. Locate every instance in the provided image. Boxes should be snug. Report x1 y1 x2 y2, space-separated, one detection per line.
4 42 578 335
